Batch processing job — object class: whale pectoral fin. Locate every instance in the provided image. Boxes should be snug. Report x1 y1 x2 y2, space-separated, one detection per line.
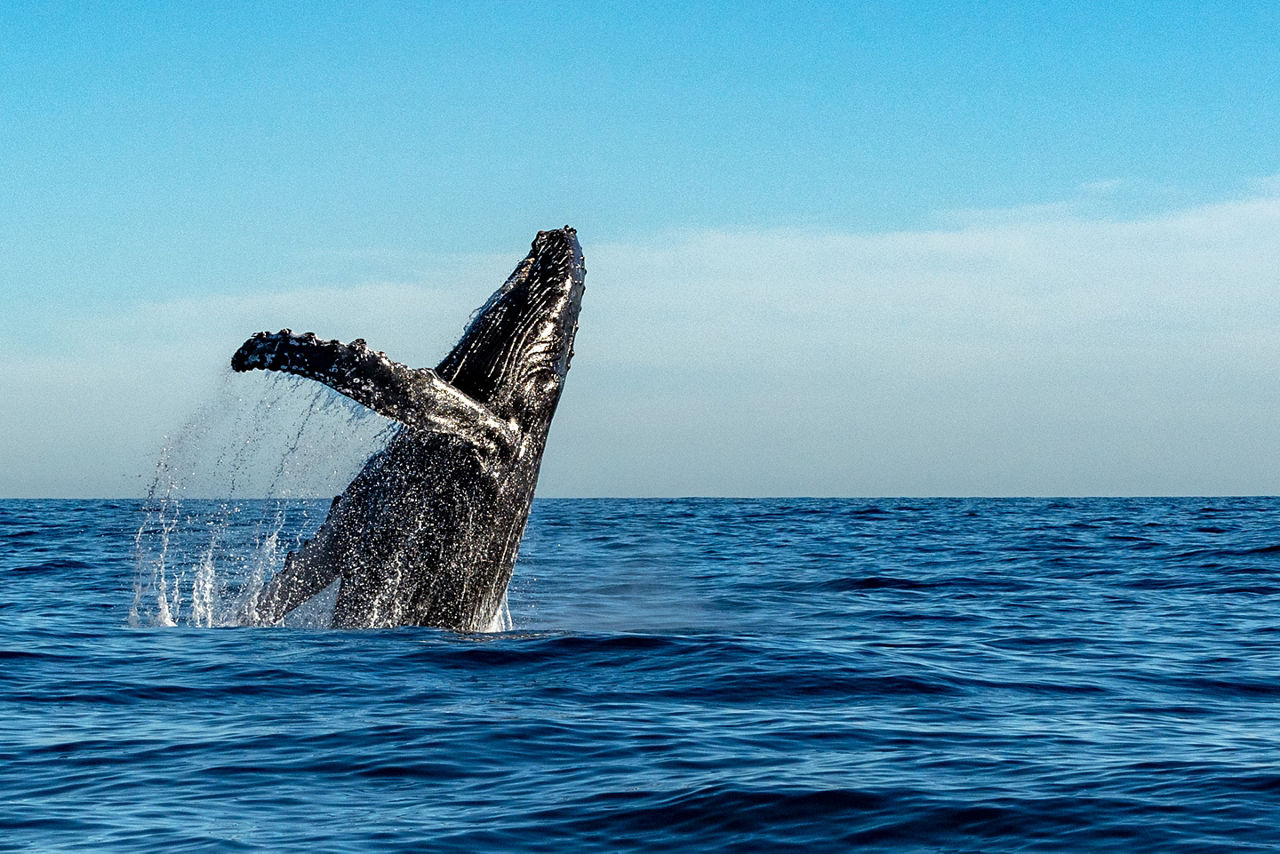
231 330 516 449
252 549 342 625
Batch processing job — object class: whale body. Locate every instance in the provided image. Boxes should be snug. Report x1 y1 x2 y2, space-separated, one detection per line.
232 227 585 630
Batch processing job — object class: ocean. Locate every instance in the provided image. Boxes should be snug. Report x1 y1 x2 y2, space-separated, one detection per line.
3 496 1279 851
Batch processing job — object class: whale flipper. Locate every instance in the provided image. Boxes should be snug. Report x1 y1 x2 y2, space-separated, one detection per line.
252 545 340 624
231 331 516 451
245 495 346 624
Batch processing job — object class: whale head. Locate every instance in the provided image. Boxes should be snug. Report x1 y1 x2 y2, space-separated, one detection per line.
435 227 586 427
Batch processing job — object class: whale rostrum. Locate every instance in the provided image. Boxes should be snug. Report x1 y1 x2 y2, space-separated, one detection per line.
231 227 586 630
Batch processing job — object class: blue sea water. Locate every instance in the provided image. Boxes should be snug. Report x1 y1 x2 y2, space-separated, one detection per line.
3 496 1280 851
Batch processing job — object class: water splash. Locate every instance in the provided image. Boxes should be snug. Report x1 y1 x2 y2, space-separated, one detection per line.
487 594 513 632
131 372 396 628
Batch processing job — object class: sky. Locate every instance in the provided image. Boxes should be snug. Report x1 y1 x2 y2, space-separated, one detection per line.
2 1 1279 497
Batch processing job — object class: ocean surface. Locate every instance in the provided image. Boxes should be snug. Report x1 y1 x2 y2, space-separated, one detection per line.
3 496 1280 851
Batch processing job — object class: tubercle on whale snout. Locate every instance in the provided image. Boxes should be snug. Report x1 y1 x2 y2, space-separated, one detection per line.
531 227 583 266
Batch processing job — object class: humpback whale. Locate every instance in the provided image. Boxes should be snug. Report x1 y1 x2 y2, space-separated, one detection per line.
231 227 585 630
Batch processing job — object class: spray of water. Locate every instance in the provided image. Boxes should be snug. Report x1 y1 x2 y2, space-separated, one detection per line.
131 371 396 628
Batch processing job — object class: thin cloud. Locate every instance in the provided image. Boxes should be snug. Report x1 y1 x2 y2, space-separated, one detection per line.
559 195 1280 496
6 195 1280 497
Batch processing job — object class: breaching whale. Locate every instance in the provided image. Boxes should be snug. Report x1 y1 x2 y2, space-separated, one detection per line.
231 227 585 630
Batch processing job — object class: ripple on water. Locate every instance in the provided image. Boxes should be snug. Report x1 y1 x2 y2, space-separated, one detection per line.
3 497 1280 851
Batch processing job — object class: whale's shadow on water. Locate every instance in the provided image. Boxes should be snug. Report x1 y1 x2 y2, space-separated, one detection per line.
132 228 586 633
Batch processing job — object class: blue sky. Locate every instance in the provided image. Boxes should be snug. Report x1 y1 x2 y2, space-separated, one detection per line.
2 2 1279 496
